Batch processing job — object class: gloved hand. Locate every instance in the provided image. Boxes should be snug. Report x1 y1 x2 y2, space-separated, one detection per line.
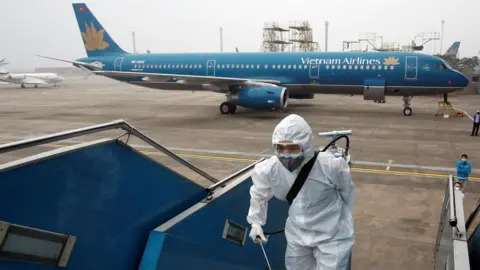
249 223 267 244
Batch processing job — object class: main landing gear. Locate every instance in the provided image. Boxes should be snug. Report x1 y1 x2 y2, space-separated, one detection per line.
220 102 237 114
403 96 412 116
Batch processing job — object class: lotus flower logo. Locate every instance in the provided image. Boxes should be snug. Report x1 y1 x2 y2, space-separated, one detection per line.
81 22 109 51
383 57 399 65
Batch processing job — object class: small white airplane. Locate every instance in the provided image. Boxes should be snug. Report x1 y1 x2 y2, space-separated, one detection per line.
0 58 64 88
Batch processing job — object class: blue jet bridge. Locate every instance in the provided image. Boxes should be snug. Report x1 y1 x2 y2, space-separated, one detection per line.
0 120 478 269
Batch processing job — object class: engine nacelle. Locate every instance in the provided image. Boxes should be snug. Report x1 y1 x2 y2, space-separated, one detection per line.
235 86 289 110
8 74 26 80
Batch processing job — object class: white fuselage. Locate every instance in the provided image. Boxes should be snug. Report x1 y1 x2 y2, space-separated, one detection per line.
0 72 64 86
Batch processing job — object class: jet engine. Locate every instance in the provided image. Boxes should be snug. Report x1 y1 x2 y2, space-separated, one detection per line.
234 86 289 110
8 74 26 80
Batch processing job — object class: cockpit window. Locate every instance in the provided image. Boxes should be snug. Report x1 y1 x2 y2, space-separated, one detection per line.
439 58 453 70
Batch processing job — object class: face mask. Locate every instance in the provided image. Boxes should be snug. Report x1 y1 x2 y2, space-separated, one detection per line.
462 158 467 163
278 152 305 172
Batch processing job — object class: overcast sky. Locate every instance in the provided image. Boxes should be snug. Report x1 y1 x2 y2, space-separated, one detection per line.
1 0 479 72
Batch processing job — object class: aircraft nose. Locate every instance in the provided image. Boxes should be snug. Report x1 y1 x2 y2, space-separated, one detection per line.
455 72 469 88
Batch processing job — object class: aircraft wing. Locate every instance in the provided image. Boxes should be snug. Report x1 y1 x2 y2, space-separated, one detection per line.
92 71 282 86
36 55 102 70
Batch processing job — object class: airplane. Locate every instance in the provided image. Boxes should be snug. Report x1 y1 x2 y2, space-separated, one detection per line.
0 58 64 88
38 3 469 116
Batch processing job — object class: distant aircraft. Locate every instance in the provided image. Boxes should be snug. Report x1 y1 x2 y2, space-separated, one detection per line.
38 3 469 116
0 59 64 88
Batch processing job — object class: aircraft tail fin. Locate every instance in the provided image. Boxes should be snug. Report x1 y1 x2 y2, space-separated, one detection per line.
72 3 128 57
0 58 9 67
0 58 9 74
443 41 460 57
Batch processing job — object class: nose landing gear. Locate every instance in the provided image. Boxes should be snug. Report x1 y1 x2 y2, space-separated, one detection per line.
403 96 412 116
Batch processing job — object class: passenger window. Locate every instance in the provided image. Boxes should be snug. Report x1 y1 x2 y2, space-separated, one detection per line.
354 65 358 70
189 65 192 68
236 64 239 68
257 64 260 69
343 65 346 70
366 66 370 70
372 66 376 70
272 65 276 69
336 65 340 69
288 65 291 69
304 65 308 69
293 65 297 69
199 64 202 68
348 65 352 70
265 64 268 69
134 65 137 68
360 65 364 70
378 66 382 70
390 66 394 70
331 65 335 69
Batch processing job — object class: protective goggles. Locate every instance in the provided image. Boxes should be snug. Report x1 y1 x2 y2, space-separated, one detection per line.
272 140 303 156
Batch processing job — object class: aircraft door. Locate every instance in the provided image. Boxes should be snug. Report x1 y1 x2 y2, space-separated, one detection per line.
114 57 124 71
405 56 418 80
206 60 216 76
309 63 320 78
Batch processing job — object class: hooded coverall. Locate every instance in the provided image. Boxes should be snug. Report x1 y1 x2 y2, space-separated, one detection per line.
247 114 355 270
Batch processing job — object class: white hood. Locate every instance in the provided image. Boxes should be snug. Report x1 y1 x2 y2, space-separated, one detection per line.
271 114 315 161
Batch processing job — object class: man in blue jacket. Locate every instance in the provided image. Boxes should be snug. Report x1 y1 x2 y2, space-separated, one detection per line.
456 154 472 191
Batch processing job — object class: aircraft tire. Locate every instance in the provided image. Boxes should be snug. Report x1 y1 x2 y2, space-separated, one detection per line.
220 102 236 114
403 107 412 116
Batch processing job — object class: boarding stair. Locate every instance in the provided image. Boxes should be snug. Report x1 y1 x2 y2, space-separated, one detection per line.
0 120 477 269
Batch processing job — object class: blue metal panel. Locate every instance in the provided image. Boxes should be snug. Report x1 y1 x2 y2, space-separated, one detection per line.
148 177 290 270
0 141 206 270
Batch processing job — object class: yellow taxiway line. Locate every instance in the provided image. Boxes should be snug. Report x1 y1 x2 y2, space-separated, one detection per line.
1 139 479 181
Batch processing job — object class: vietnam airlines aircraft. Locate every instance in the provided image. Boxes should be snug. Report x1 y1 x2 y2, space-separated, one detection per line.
0 58 64 88
38 3 469 116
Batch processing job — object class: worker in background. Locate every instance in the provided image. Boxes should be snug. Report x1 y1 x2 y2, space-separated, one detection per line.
456 154 472 192
472 111 480 136
246 114 355 270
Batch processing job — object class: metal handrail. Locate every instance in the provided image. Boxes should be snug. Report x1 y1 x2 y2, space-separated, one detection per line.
206 158 265 193
449 175 458 227
0 119 219 184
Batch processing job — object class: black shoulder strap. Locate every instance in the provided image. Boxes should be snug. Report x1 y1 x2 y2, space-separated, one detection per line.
286 151 319 205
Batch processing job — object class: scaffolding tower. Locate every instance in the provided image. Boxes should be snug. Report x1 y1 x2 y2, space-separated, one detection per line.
288 20 319 52
260 21 291 52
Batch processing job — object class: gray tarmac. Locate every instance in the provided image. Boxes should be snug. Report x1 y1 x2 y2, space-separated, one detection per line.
1 75 480 269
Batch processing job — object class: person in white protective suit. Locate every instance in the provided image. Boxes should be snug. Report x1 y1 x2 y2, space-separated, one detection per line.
246 114 355 270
